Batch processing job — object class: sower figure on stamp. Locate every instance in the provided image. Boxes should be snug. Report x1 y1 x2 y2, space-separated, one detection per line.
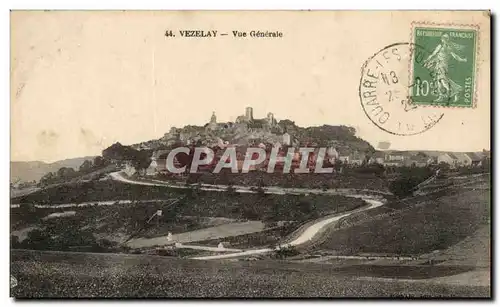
423 33 468 103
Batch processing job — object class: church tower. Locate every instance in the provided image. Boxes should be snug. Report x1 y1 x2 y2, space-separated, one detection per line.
210 111 217 124
245 107 254 121
267 112 275 126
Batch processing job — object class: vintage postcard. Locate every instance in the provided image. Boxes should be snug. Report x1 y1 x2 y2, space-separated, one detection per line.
10 11 491 298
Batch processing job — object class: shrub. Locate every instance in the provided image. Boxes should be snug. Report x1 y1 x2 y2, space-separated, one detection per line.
10 235 20 248
388 166 435 198
23 229 54 250
389 177 419 198
226 185 237 195
273 245 300 259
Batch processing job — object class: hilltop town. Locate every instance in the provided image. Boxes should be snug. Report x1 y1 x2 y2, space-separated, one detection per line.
118 107 490 177
130 106 373 151
10 107 491 187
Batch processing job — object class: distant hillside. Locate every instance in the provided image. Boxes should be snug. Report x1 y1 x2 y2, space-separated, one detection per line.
381 150 489 159
295 125 375 153
10 156 96 183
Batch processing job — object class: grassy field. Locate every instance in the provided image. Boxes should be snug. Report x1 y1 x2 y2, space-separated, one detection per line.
11 180 179 205
11 180 364 221
10 250 490 298
126 220 267 248
426 225 491 268
315 182 490 257
158 171 390 192
194 222 299 248
10 180 365 252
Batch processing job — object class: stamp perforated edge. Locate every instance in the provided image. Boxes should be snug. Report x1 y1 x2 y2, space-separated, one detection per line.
409 21 480 109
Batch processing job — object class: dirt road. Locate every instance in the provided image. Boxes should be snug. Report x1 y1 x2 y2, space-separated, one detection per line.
191 197 384 260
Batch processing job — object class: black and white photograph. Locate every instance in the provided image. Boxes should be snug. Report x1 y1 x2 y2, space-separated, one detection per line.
8 9 492 299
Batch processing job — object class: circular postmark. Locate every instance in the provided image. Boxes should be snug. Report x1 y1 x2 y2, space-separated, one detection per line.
359 42 445 136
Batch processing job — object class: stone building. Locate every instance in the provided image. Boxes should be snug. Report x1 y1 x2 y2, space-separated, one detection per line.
205 107 282 134
282 133 291 146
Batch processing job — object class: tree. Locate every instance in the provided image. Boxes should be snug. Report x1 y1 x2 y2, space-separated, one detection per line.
93 156 106 168
184 186 199 200
298 200 313 215
251 186 266 197
39 172 56 186
278 119 296 127
132 150 152 171
226 184 237 196
24 229 53 249
79 160 93 172
334 159 344 173
389 177 418 198
186 173 202 184
273 245 299 259
57 167 77 179
19 202 36 214
296 196 319 220
438 162 450 171
355 163 385 177
481 157 491 172
416 152 428 158
388 167 433 198
58 229 96 249
10 235 19 248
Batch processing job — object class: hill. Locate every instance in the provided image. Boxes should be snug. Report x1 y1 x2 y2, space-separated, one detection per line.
10 156 96 183
132 121 375 154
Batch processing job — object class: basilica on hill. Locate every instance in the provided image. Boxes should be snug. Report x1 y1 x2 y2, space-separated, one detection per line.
159 107 292 149
206 107 281 133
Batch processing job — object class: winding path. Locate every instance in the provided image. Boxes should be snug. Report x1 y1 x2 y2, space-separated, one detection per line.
191 197 384 260
109 171 391 197
109 170 387 260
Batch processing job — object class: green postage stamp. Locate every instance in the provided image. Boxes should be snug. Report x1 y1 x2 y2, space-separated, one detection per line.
411 23 478 108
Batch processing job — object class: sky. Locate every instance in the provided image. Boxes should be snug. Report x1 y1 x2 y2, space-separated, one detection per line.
11 11 491 163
